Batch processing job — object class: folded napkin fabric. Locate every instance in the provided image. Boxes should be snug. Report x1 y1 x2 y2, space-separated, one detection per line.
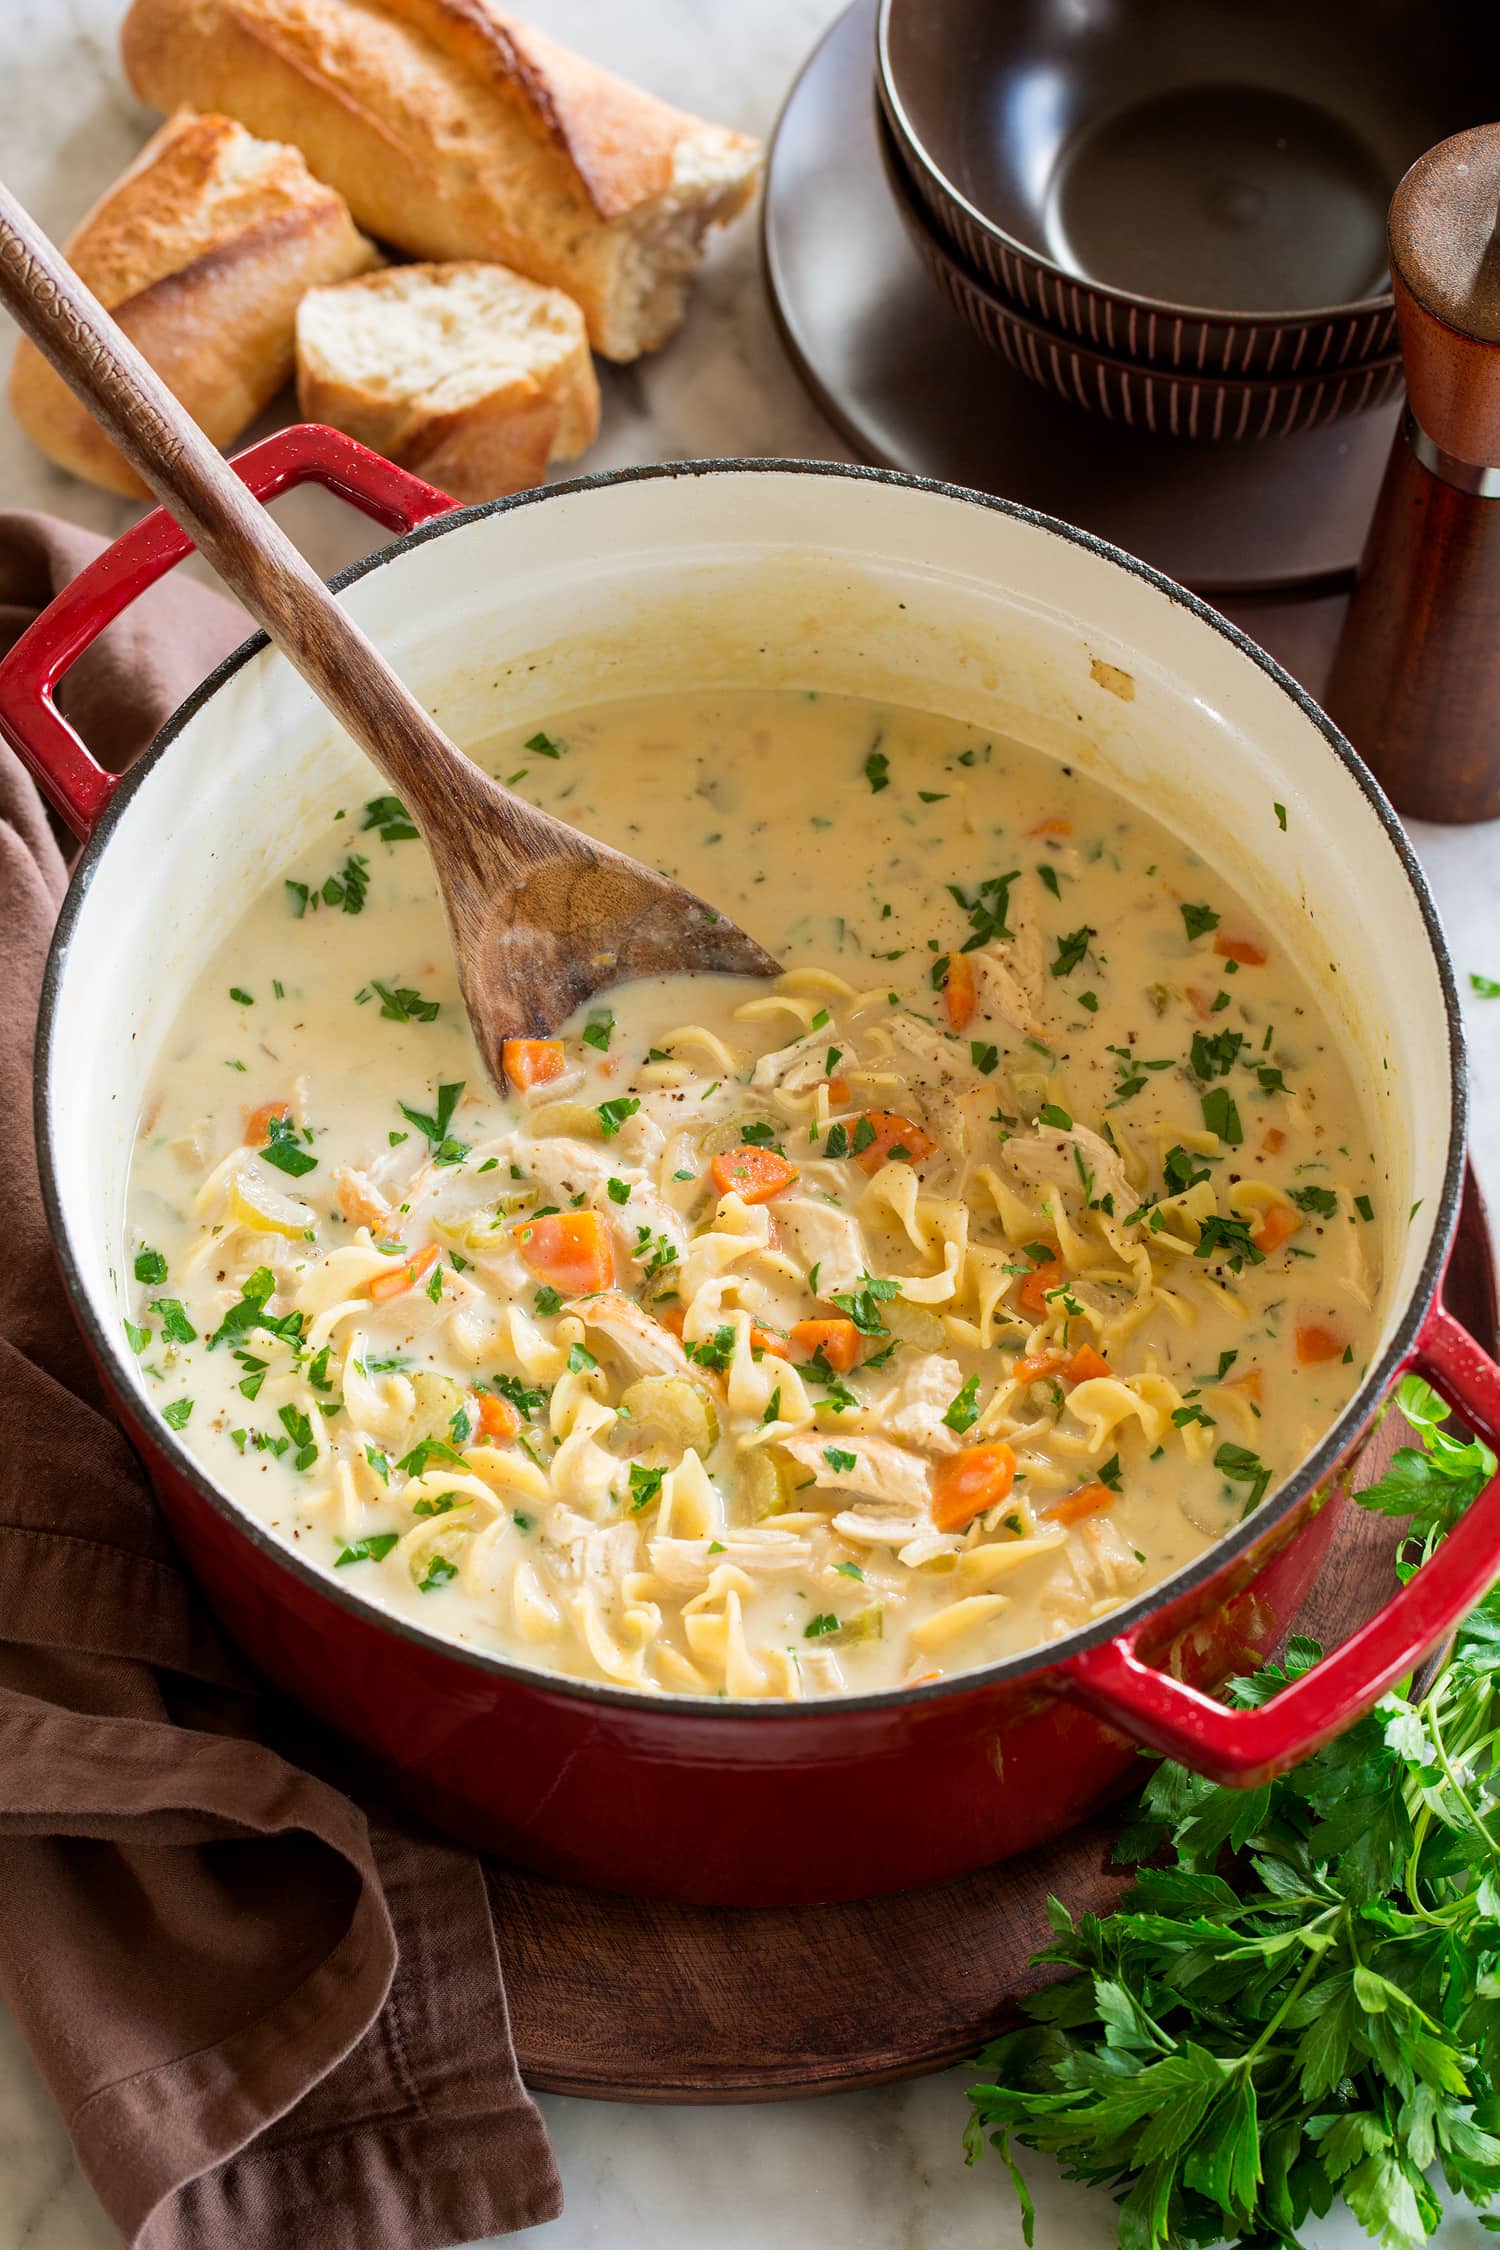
0 510 562 2250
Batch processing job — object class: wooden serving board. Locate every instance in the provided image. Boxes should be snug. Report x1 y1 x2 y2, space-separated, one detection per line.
488 1168 1497 2104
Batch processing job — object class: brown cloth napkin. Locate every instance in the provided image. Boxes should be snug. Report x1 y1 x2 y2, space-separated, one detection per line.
0 512 563 2250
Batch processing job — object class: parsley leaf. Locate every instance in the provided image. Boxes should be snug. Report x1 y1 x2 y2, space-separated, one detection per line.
361 794 419 843
1181 900 1220 940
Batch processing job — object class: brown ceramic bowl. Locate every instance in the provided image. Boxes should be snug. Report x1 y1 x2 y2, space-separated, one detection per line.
879 114 1403 439
876 0 1496 378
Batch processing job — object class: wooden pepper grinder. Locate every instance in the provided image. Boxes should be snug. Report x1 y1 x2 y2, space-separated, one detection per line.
1326 123 1500 823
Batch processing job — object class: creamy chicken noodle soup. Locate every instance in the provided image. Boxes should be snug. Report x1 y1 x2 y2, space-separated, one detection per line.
125 690 1385 1699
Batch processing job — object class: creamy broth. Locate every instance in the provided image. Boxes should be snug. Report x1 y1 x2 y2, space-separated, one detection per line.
124 690 1385 1697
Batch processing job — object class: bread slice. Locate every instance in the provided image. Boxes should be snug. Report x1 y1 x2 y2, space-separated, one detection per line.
120 0 762 360
9 110 380 496
296 260 600 501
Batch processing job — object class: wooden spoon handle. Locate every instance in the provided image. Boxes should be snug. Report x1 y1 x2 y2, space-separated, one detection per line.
0 178 554 864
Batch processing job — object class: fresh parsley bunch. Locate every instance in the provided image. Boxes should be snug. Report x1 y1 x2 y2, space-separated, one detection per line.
965 1375 1500 2250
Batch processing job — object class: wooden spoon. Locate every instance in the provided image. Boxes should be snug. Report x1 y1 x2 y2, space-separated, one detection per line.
0 182 779 1088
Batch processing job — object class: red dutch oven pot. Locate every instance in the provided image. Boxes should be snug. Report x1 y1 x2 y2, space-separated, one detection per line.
6 426 1500 1907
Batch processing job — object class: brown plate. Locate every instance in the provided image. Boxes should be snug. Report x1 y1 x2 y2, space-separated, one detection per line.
491 1166 1498 2103
762 0 1402 594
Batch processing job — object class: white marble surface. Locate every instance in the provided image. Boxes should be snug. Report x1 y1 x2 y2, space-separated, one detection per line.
2 3 1500 2246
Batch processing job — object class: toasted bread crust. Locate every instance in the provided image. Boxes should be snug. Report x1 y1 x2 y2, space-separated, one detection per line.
295 260 600 504
9 111 378 495
121 0 761 358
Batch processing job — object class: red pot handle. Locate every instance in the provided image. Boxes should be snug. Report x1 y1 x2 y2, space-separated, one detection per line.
1060 1300 1500 1785
0 424 459 838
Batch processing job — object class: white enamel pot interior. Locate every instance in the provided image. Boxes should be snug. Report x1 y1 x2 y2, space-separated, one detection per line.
40 462 1465 1707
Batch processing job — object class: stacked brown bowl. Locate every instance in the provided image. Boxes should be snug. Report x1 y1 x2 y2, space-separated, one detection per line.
875 0 1495 441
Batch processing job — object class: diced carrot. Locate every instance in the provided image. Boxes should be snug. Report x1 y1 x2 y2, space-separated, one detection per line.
475 1391 520 1443
854 1111 937 1175
825 1077 852 1105
940 951 977 1032
932 1443 1018 1532
244 1100 290 1144
711 1146 799 1203
1029 816 1073 838
1296 1321 1346 1367
501 1038 567 1090
1019 1257 1064 1316
1066 1344 1112 1383
368 1241 440 1302
906 1670 944 1687
1225 1366 1264 1403
1252 1202 1303 1254
1261 1127 1287 1155
1048 1481 1115 1526
1214 934 1268 967
1185 986 1219 1021
512 1210 614 1295
750 1323 791 1359
1012 1350 1066 1384
657 1304 686 1338
788 1318 860 1373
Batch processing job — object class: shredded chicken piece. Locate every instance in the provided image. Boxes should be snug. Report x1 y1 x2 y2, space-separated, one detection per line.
1002 1120 1132 1213
868 1354 964 1455
573 1291 690 1378
973 878 1049 1036
332 1165 393 1231
649 1533 814 1588
511 1134 688 1270
751 1025 827 1093
774 1196 869 1293
780 1431 933 1509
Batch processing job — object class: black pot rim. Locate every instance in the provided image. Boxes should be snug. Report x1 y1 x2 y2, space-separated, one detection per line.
875 0 1398 334
35 454 1468 1726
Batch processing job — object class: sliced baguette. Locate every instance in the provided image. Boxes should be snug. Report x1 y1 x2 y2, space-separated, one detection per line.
296 260 599 501
9 110 380 496
120 0 762 360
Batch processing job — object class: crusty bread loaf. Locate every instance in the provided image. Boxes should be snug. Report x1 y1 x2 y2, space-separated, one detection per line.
9 110 380 497
120 0 762 361
296 260 599 501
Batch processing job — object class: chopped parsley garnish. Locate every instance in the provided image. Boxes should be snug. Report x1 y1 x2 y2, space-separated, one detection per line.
1215 1442 1272 1506
395 1437 467 1477
365 1446 390 1484
1274 800 1288 830
534 1285 563 1317
1471 973 1500 999
1190 1028 1245 1080
582 1009 614 1052
412 1491 464 1518
1038 1103 1073 1131
1256 1064 1288 1094
1050 927 1091 977
151 1297 196 1345
361 794 419 842
336 1533 400 1567
133 1247 167 1285
824 1122 849 1158
970 1041 1000 1075
1037 863 1061 899
260 1111 318 1177
1200 1087 1243 1145
1194 1215 1264 1270
525 730 563 758
740 1120 782 1149
1181 901 1220 941
948 869 1022 950
229 986 254 1007
322 855 369 915
628 1463 666 1512
607 1177 631 1205
833 1561 865 1580
831 1274 900 1335
1356 1193 1375 1222
823 1447 859 1474
943 1374 982 1433
1290 1184 1338 1218
685 1325 736 1373
398 1080 468 1164
596 1097 640 1139
278 1403 318 1470
762 1388 783 1425
1172 1403 1217 1429
418 1554 459 1592
162 1397 193 1431
864 747 890 793
369 980 439 1024
567 1342 598 1374
1078 991 1099 1013
1162 1145 1210 1196
804 1612 840 1639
